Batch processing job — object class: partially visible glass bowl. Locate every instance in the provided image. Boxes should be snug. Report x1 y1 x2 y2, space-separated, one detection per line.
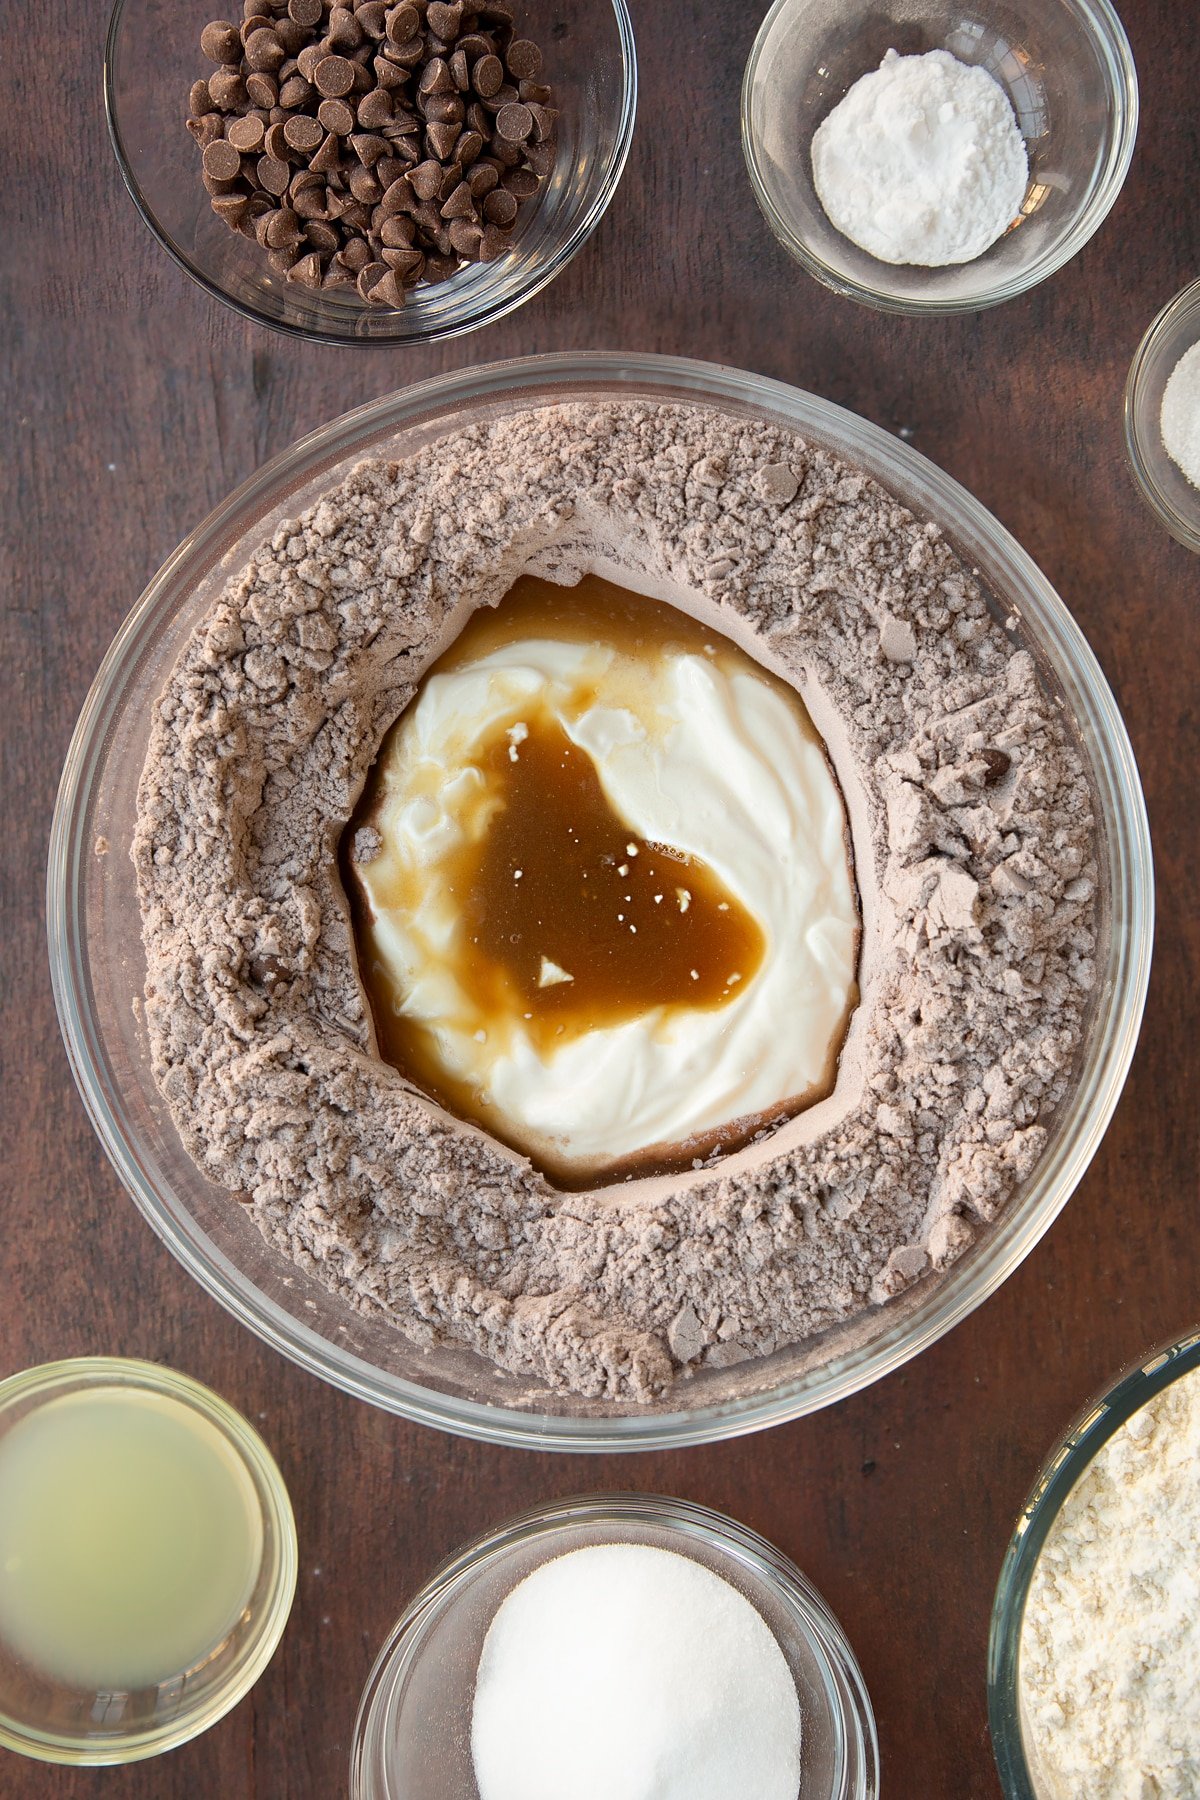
350 1494 878 1800
1124 276 1200 554
988 1326 1200 1798
741 0 1138 314
0 1357 296 1767
47 352 1152 1450
105 0 636 344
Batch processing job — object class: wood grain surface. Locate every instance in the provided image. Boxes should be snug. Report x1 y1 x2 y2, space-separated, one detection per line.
2 1 1197 1794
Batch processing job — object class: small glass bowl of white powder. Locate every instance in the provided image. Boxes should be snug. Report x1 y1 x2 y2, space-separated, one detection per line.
741 0 1137 313
989 1327 1200 1798
350 1493 878 1800
1125 277 1200 554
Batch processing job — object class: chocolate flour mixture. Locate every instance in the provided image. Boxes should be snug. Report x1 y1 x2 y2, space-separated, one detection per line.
133 402 1097 1401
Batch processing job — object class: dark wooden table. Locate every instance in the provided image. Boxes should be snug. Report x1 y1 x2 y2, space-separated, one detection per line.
4 2 1197 1793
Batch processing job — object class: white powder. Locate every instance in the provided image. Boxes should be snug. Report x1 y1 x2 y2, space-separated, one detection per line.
470 1544 802 1800
1019 1363 1200 1799
1161 339 1200 490
811 48 1029 266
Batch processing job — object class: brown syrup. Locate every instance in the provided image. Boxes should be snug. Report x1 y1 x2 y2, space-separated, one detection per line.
342 572 857 1190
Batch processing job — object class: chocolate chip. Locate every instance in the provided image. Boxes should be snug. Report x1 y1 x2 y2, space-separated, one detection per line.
982 749 1012 784
356 86 393 127
476 220 510 259
207 66 246 108
317 95 355 133
202 136 243 181
524 136 556 178
466 158 498 197
356 258 390 297
356 1 387 37
309 128 343 171
407 158 443 200
211 191 250 226
189 77 213 112
504 37 539 78
382 244 424 276
348 163 382 202
200 19 243 62
446 215 482 255
278 72 314 106
295 39 326 80
264 204 304 246
338 235 372 269
264 118 292 159
494 99 531 142
244 25 286 68
283 111 324 150
287 249 324 285
226 112 267 150
245 69 279 106
425 119 460 158
471 52 502 96
257 153 292 193
526 101 556 141
482 182 516 224
384 3 419 45
501 162 537 197
426 1 463 39
315 53 355 94
275 18 308 53
288 0 322 22
305 218 341 252
327 5 362 47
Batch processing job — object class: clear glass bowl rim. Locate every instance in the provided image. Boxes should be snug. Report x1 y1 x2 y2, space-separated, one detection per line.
103 0 638 347
740 0 1139 316
1123 274 1200 553
47 350 1154 1452
349 1491 879 1800
987 1324 1200 1799
0 1355 298 1765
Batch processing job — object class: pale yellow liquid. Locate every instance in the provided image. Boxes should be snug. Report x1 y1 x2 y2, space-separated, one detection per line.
0 1386 264 1691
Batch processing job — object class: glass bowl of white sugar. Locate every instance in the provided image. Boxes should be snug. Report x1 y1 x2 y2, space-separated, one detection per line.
350 1493 878 1800
741 0 1138 313
1125 277 1200 554
988 1326 1200 1799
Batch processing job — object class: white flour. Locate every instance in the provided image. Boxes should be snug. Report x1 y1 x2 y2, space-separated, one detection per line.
811 49 1028 266
1020 1362 1200 1798
1161 339 1200 490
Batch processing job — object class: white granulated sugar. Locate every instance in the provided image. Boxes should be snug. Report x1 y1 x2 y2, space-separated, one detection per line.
470 1544 801 1800
1161 339 1200 490
1020 1363 1200 1799
811 48 1029 266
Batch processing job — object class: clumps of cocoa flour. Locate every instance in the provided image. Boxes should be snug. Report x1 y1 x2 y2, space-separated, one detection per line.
132 402 1098 1402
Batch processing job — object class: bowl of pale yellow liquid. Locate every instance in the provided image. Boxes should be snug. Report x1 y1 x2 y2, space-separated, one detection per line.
0 1357 296 1764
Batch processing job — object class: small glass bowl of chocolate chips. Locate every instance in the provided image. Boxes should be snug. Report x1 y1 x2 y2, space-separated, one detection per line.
105 0 636 342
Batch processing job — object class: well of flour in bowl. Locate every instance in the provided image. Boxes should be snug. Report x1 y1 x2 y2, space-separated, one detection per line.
132 400 1098 1401
343 570 860 1188
1019 1361 1200 1798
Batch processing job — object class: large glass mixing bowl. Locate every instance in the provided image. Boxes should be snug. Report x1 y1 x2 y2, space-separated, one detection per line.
47 353 1152 1450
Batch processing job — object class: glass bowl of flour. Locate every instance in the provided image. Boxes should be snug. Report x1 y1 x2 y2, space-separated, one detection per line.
350 1494 878 1800
1125 277 1200 554
742 0 1138 313
47 352 1152 1449
988 1327 1200 1799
